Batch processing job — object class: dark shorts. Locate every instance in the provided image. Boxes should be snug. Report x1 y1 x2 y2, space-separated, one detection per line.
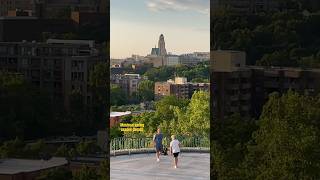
155 145 163 152
173 152 179 157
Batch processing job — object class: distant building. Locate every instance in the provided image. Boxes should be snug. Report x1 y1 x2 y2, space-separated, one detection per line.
155 77 210 99
150 46 160 56
0 39 106 108
158 34 167 56
0 0 108 18
0 0 15 16
110 111 131 127
70 11 107 26
166 55 179 66
0 16 77 42
147 56 166 68
147 34 168 67
7 9 33 17
111 74 146 96
14 0 34 11
211 50 320 120
212 0 280 14
179 52 209 66
0 157 68 180
33 0 101 18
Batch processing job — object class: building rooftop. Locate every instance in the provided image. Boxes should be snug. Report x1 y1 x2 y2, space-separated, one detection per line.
0 157 68 175
110 111 132 118
47 39 95 47
0 16 38 20
150 48 160 56
213 50 244 53
248 65 320 73
111 153 209 180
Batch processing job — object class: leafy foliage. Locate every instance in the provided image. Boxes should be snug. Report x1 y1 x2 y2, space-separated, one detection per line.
36 167 73 180
143 62 209 82
76 140 101 156
137 80 155 101
110 84 127 106
243 91 320 179
72 166 98 180
130 91 209 139
213 7 320 67
212 91 320 179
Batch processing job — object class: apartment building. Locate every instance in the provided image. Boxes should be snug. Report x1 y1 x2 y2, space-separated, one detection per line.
0 16 77 42
0 39 105 107
211 51 252 119
155 77 210 99
212 0 279 14
111 74 145 96
0 0 15 16
211 50 320 120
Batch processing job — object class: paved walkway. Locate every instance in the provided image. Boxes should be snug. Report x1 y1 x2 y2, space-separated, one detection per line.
110 153 210 180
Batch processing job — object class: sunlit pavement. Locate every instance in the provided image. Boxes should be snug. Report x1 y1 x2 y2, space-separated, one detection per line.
110 153 210 180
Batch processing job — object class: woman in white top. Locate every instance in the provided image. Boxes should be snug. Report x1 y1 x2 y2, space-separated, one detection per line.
170 135 180 169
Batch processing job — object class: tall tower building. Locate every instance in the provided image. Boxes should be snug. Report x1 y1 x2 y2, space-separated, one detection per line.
158 34 167 56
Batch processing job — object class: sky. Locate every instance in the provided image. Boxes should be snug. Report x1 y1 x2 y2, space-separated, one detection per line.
111 0 210 59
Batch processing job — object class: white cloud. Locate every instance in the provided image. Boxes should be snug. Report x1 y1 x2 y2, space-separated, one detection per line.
146 0 209 15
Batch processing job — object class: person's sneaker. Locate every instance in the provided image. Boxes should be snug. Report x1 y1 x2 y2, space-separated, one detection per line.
174 165 177 169
157 158 160 162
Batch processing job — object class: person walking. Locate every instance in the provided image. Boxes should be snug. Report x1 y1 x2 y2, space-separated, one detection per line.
170 135 180 169
153 127 163 162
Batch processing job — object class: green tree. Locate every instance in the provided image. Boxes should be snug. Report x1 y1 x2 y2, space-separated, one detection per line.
155 96 189 123
76 140 100 156
211 114 257 179
0 137 25 158
144 66 175 81
131 112 160 136
110 125 123 139
55 144 69 157
24 139 49 159
99 159 109 180
89 62 109 130
243 91 320 179
0 71 54 139
72 166 98 180
36 167 72 180
110 84 127 106
137 80 154 101
167 91 210 137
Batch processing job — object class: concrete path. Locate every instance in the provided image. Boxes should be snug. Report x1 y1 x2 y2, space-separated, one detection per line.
110 153 210 180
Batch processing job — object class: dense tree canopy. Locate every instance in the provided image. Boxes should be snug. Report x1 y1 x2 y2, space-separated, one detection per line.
0 62 108 140
129 91 209 139
211 91 320 179
212 6 320 67
137 80 155 101
143 62 209 82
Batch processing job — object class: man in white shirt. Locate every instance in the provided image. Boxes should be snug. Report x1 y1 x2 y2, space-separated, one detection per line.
170 135 180 168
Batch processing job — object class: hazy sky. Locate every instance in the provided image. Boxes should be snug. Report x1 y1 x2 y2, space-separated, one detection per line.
111 0 210 59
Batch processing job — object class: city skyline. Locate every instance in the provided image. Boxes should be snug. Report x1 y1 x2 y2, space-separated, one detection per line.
111 0 210 59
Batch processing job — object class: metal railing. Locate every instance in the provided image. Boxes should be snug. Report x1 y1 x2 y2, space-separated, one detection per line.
110 136 210 155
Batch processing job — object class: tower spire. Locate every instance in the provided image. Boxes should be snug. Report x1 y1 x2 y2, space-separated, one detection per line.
158 34 167 56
